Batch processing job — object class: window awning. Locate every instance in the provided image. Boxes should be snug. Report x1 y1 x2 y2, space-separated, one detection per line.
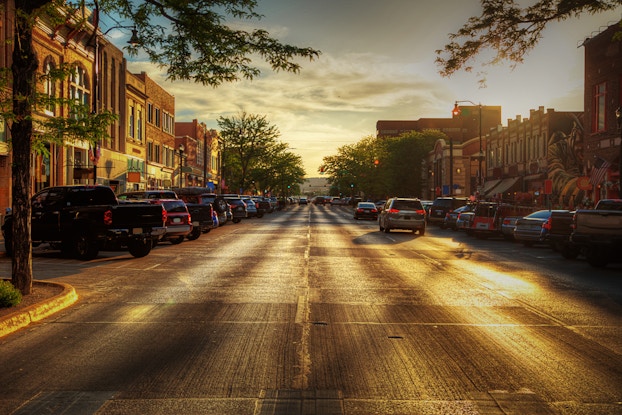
486 177 520 197
481 179 501 194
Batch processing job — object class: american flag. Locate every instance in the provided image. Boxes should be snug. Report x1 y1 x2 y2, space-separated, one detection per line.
589 157 611 186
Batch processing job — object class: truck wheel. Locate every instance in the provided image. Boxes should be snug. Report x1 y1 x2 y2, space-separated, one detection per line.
213 197 228 213
586 250 608 268
73 232 99 260
186 227 202 240
170 236 185 245
128 239 152 258
419 227 426 235
560 245 580 260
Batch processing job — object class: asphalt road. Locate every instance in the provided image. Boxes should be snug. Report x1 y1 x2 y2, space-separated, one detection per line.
0 204 620 415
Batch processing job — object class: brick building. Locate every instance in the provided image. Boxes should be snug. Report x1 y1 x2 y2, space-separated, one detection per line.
376 107 502 199
139 72 177 190
582 22 622 202
175 120 222 190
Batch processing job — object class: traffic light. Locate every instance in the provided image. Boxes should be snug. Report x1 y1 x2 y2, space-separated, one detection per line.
452 103 461 117
350 183 354 188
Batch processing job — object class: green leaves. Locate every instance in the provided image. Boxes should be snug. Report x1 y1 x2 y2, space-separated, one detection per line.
436 0 621 78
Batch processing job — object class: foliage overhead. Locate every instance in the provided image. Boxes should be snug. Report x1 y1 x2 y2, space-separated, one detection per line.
436 0 622 79
99 0 321 86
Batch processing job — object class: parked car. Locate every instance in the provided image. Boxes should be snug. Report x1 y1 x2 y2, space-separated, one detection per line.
2 185 165 260
242 198 259 217
500 216 521 240
192 193 229 225
251 196 271 215
455 210 475 233
378 198 426 234
428 197 469 226
513 210 569 247
184 202 215 240
471 202 535 239
225 197 247 223
354 202 378 220
150 199 193 245
442 204 474 230
374 200 386 211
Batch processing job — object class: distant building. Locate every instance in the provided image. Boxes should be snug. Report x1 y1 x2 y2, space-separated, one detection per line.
302 177 330 196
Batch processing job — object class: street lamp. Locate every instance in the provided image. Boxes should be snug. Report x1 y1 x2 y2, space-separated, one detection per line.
616 107 621 190
453 100 483 193
178 144 185 188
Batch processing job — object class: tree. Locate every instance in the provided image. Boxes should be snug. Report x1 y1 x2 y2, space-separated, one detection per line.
436 0 621 78
250 143 306 196
321 131 443 199
10 0 320 294
218 112 285 193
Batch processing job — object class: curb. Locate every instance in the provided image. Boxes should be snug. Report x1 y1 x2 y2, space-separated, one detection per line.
0 281 78 338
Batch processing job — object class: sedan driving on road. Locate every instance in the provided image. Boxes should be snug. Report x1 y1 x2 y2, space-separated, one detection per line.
353 202 378 220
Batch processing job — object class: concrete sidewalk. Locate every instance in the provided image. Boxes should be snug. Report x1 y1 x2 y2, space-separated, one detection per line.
0 234 79 338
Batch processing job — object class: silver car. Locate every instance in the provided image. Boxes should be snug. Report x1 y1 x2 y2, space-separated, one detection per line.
378 197 426 235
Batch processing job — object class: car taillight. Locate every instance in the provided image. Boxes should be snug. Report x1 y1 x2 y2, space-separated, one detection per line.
103 209 113 226
388 208 400 213
162 210 168 224
543 217 552 230
371 208 377 213
416 210 425 215
187 214 192 223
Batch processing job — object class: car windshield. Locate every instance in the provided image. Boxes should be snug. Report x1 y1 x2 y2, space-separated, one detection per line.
358 203 375 208
392 200 422 210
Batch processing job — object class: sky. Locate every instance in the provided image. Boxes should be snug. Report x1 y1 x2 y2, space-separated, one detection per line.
112 1 622 177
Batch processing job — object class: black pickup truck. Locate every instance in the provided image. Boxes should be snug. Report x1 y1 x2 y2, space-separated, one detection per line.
1 185 166 260
571 199 622 267
547 210 580 259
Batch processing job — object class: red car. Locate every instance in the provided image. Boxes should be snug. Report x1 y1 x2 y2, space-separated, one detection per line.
150 199 192 244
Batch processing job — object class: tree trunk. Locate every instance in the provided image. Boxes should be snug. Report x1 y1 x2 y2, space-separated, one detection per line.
10 5 42 295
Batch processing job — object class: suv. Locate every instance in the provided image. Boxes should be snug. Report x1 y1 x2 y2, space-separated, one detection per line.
378 198 426 234
428 197 469 225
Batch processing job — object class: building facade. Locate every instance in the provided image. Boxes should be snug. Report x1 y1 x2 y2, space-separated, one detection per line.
0 4 224 218
175 120 222 191
582 22 622 202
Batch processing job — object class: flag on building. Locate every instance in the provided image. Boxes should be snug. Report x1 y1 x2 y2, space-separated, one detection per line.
89 143 101 165
589 157 611 186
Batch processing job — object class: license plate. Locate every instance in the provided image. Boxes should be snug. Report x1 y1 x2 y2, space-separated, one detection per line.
476 223 489 229
173 217 181 223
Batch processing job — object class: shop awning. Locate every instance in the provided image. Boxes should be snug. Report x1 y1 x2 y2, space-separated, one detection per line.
486 177 520 197
481 179 501 194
